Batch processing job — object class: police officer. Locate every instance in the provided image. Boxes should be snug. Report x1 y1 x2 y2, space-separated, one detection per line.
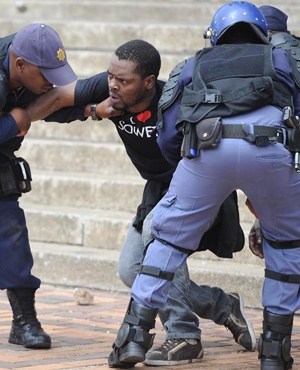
248 6 300 261
260 5 299 49
0 23 77 349
105 2 300 369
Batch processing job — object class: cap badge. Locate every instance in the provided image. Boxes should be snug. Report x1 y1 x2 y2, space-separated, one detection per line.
56 48 66 62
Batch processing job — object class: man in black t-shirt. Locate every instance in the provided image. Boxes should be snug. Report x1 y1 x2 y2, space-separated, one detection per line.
27 39 255 366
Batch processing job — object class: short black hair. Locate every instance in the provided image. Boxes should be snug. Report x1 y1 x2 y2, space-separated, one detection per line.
114 39 161 79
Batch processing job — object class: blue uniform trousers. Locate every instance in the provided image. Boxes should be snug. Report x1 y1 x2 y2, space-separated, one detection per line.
132 120 300 316
0 198 40 289
118 219 231 340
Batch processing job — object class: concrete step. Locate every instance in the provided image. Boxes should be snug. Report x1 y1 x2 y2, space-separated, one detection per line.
0 18 203 53
18 152 253 233
6 0 214 24
27 119 120 143
30 242 264 309
2 1 299 79
21 200 256 263
0 18 202 79
7 0 300 27
20 170 144 212
19 137 137 175
21 203 132 250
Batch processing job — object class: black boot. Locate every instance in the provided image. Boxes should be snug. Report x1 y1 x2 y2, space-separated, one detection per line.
258 309 294 370
7 288 51 349
108 300 158 368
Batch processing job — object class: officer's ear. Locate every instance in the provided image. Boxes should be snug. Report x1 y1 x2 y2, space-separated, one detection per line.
15 57 26 73
144 75 156 90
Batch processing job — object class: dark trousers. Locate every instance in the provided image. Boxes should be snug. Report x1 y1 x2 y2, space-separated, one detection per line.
0 197 40 289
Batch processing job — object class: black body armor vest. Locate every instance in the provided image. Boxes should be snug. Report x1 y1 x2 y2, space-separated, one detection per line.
271 32 300 89
177 44 293 126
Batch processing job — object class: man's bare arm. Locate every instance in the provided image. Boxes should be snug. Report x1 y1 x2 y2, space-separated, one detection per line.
26 81 77 122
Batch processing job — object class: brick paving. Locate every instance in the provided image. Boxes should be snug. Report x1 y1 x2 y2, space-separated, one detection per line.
0 285 300 369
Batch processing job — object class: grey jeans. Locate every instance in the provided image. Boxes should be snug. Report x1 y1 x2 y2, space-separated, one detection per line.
118 211 231 340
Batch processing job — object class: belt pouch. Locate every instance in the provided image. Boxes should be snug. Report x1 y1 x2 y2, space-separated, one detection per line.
284 127 300 152
12 157 32 193
0 157 32 196
195 117 222 149
0 161 20 195
181 122 199 159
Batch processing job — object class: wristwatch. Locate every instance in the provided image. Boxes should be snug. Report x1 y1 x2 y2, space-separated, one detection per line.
90 103 100 120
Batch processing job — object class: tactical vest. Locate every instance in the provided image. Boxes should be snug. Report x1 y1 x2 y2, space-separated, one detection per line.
177 44 293 127
0 34 14 110
0 34 32 196
0 34 25 160
157 58 189 130
270 32 300 89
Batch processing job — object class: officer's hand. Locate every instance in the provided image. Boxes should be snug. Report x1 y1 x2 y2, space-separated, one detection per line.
248 218 264 259
245 198 259 218
96 98 124 118
9 107 31 137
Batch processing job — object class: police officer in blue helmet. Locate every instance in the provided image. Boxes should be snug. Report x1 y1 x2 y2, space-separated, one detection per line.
108 2 300 369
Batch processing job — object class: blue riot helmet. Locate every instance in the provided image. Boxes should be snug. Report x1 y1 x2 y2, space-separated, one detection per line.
204 1 268 46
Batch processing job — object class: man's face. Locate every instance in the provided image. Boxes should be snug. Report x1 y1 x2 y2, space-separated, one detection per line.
107 54 150 113
17 60 53 94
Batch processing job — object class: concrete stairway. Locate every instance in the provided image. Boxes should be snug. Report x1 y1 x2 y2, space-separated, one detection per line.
4 0 300 80
3 0 300 308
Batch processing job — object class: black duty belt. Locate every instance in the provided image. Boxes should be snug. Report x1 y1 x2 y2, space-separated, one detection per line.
222 124 284 146
266 238 300 249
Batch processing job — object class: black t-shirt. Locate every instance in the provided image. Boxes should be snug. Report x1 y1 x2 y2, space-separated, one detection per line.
74 72 175 181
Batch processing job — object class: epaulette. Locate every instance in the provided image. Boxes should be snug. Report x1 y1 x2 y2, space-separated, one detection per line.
157 59 187 129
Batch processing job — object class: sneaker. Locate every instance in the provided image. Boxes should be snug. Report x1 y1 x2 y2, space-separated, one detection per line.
143 338 203 366
224 292 257 351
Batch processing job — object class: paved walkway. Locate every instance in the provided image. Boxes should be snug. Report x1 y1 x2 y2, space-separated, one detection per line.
0 285 300 369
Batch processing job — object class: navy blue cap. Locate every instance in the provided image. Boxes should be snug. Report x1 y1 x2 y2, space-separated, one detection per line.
12 23 77 86
259 5 288 32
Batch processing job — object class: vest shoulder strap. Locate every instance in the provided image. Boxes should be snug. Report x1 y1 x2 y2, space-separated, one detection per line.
288 47 300 89
271 32 300 50
157 59 187 129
